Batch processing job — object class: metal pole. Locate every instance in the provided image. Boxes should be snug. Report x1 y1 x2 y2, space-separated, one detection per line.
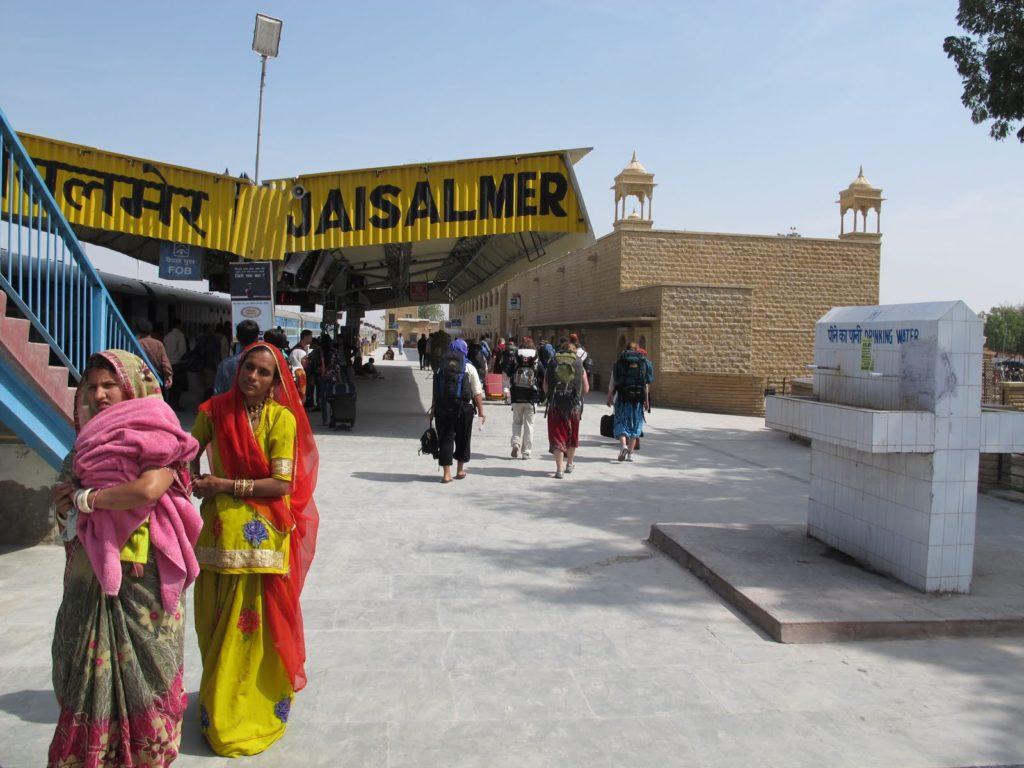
255 54 268 183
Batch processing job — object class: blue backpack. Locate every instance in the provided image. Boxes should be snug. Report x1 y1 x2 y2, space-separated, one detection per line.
615 351 648 403
436 350 469 414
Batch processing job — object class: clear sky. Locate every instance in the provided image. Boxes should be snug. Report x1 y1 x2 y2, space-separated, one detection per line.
1 0 1021 314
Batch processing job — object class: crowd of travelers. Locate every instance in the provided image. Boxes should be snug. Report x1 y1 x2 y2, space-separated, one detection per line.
135 319 392 432
424 330 655 482
42 316 653 764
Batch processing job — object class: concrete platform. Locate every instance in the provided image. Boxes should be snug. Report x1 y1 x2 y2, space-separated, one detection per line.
5 353 1024 766
650 522 1024 643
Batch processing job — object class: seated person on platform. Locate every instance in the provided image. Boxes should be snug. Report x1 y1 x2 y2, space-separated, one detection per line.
382 346 396 361
357 357 384 379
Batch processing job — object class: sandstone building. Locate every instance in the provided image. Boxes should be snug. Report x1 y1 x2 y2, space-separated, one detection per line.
384 306 441 345
450 157 882 415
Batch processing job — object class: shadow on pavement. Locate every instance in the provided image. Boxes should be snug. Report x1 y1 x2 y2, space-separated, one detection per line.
350 471 439 484
0 689 57 724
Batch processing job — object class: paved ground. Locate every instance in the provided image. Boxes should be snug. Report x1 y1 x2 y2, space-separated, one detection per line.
2 353 1024 767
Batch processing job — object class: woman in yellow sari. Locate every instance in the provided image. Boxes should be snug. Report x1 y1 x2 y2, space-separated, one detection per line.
191 341 319 756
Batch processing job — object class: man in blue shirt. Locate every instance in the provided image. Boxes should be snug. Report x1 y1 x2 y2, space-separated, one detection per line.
213 320 261 395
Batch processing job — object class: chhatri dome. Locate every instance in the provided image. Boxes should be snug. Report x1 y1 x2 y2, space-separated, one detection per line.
838 165 884 241
848 166 874 189
612 151 656 231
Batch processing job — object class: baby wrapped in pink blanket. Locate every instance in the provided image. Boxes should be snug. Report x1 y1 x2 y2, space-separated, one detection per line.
73 396 202 612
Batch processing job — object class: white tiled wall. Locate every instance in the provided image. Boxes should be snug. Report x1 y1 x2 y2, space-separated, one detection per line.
980 409 1024 453
766 397 934 453
794 302 1002 593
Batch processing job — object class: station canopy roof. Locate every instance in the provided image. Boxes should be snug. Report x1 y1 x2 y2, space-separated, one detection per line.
13 133 594 309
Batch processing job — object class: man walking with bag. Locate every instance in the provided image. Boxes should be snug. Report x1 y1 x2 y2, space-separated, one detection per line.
429 339 485 483
506 345 543 459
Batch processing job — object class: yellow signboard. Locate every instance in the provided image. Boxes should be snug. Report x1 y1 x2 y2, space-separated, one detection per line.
7 135 588 262
266 152 587 254
10 133 239 250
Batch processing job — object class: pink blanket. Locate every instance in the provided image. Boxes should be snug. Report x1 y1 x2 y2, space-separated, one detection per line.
73 397 202 612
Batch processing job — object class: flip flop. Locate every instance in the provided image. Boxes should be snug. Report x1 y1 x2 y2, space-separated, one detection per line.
441 477 453 484
456 472 468 480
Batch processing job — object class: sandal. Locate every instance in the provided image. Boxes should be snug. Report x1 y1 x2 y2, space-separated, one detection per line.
455 472 468 480
441 477 453 484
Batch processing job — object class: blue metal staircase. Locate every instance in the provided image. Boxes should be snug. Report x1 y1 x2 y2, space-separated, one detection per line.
0 106 160 469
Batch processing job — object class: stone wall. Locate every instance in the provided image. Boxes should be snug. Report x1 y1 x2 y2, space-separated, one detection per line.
618 230 880 380
449 227 880 416
655 372 767 415
0 441 59 545
657 285 753 374
1002 382 1024 410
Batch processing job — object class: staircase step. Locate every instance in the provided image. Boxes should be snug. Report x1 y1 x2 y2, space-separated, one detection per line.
0 315 31 358
61 386 77 420
43 365 74 417
0 311 75 428
24 340 52 378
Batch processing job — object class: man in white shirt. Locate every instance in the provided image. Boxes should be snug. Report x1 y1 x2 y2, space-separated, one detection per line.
288 330 313 369
163 319 188 409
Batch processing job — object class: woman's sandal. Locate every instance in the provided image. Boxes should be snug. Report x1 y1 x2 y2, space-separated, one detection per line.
441 477 453 484
455 472 468 480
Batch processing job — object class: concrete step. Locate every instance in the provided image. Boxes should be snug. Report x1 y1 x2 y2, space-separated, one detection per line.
60 386 77 420
0 315 31 359
0 289 75 423
24 339 51 375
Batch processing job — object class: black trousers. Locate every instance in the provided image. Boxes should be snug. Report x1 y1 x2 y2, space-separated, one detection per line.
167 363 189 408
435 403 474 467
418 347 428 369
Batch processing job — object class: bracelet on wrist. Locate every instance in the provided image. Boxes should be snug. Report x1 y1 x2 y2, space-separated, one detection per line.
233 478 254 498
73 488 95 514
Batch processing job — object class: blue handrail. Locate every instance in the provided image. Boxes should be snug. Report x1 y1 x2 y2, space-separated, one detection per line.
0 106 160 385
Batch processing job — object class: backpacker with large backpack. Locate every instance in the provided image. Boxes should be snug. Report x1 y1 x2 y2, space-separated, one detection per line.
537 343 555 369
510 353 541 403
497 343 518 373
466 342 488 380
547 351 581 414
435 350 471 415
614 350 648 404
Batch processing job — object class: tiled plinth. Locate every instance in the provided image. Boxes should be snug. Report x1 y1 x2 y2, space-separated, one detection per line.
649 523 1024 643
766 301 1024 593
808 441 980 592
765 396 934 453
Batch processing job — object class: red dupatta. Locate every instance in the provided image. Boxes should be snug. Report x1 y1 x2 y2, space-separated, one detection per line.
198 341 319 691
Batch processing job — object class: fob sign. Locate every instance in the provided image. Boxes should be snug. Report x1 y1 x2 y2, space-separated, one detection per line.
158 242 203 280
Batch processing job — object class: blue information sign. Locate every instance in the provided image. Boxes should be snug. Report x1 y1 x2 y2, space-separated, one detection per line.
158 242 203 280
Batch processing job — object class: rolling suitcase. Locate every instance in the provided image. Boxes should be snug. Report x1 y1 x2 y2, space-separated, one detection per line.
485 373 504 401
331 392 357 430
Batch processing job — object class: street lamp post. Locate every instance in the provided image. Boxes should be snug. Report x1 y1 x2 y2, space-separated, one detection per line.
252 13 283 184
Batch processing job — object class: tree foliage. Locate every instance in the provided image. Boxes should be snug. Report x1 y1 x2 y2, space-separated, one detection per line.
944 0 1024 142
982 304 1024 353
417 303 446 322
